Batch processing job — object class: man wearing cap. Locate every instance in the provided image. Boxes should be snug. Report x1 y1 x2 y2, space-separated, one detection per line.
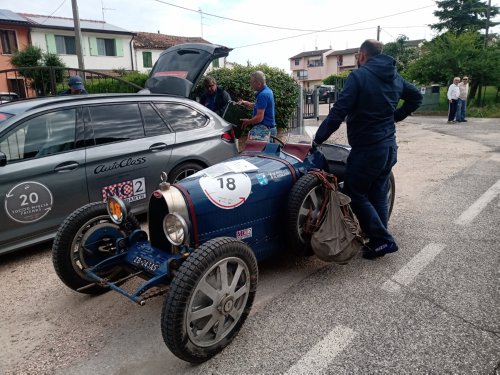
60 75 88 95
456 77 469 122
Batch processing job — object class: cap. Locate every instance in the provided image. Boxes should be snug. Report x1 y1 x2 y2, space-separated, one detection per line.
463 76 469 80
68 75 84 90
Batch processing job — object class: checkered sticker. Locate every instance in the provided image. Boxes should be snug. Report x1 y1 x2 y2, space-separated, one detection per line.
102 177 146 203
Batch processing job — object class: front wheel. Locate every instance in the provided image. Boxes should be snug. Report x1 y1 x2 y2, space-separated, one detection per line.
161 237 258 363
52 202 140 294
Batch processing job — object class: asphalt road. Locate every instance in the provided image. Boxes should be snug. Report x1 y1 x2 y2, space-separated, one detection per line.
1 114 499 374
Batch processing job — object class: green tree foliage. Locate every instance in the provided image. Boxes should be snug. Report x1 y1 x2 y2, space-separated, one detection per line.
196 64 300 130
430 0 499 33
383 35 420 75
10 45 66 94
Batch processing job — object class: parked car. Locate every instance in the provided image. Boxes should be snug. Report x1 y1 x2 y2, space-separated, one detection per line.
0 91 19 104
0 43 238 255
52 133 395 363
317 85 335 104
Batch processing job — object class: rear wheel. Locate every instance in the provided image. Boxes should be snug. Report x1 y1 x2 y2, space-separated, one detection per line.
287 174 325 256
52 202 139 294
162 237 258 363
168 162 204 183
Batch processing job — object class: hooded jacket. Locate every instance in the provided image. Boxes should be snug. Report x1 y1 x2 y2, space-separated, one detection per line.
314 54 422 148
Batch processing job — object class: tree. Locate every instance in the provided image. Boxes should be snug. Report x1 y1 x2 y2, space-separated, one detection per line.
195 65 300 130
10 45 66 95
383 35 420 76
405 31 499 103
430 0 499 34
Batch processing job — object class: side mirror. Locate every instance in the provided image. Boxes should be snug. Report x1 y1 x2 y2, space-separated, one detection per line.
0 152 6 167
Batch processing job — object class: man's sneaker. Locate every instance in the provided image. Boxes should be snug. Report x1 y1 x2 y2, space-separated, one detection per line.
462 119 468 122
362 240 399 260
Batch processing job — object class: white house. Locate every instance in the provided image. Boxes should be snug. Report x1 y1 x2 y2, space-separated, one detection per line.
21 13 136 73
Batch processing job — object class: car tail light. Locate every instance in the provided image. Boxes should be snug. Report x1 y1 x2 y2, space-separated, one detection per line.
221 129 235 143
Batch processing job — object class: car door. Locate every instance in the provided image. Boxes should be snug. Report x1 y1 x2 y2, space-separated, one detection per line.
0 108 87 253
84 102 174 212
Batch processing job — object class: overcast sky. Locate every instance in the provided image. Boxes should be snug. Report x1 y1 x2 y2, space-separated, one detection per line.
6 0 498 71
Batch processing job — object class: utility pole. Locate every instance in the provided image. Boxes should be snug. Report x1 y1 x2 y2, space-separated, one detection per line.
71 0 85 71
377 26 381 41
485 0 492 47
199 8 203 38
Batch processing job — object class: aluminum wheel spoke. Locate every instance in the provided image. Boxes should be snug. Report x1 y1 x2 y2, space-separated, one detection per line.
196 316 218 337
228 306 243 321
233 283 248 301
214 315 227 341
197 278 218 301
189 305 215 322
229 264 244 293
218 261 229 292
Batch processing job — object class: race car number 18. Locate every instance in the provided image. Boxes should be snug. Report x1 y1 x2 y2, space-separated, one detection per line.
200 173 251 210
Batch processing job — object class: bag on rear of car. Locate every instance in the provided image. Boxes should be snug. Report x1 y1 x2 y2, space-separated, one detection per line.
309 171 363 264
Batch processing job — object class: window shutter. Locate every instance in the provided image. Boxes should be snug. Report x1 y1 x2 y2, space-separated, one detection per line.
115 38 123 57
45 34 56 53
89 37 98 56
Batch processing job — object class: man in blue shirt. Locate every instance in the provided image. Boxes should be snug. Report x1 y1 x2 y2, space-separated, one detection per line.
313 39 422 259
239 71 276 138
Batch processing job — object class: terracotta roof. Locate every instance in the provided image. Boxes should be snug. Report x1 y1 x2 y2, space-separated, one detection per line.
133 32 211 49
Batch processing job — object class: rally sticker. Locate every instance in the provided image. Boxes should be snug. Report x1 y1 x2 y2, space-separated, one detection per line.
256 173 268 186
236 228 252 240
199 173 251 209
102 177 146 203
5 181 53 223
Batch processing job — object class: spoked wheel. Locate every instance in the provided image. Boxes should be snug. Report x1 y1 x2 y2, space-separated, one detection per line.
52 202 140 294
162 237 258 363
287 174 326 256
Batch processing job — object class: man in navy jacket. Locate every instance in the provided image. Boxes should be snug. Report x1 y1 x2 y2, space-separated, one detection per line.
313 39 422 259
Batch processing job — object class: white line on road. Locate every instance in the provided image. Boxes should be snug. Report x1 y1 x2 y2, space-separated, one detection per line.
382 243 446 293
284 326 356 375
455 179 500 226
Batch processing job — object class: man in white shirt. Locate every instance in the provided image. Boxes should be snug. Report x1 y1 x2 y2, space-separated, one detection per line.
447 77 460 124
456 76 469 122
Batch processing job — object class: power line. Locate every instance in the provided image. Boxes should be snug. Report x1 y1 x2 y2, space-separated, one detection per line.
233 5 436 49
153 0 435 35
39 0 67 24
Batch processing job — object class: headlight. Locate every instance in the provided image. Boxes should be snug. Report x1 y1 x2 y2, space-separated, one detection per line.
107 196 127 225
163 213 188 246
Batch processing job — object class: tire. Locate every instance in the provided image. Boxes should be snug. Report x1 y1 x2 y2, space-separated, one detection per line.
287 174 326 256
168 162 204 183
388 172 396 219
52 202 140 294
161 237 258 363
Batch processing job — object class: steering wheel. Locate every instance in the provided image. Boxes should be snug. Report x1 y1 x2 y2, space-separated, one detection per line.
270 136 285 147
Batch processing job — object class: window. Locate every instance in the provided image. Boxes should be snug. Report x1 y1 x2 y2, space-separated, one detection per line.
212 58 219 68
97 38 116 56
143 51 152 68
297 70 308 80
55 35 76 55
0 29 17 54
0 109 76 162
337 55 343 66
154 103 207 132
140 103 170 136
87 104 144 145
294 58 300 66
307 58 323 67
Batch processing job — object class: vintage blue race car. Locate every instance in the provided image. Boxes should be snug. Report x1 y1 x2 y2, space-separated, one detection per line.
52 136 395 363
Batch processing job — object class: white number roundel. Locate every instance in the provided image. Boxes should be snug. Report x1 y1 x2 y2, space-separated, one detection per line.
199 173 251 209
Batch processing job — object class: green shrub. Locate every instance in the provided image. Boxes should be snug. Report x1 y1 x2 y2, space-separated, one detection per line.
195 64 300 130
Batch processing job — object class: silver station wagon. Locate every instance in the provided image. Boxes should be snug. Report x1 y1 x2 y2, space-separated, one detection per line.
0 43 238 254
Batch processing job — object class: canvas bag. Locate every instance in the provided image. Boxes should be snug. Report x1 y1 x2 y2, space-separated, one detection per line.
309 172 363 264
